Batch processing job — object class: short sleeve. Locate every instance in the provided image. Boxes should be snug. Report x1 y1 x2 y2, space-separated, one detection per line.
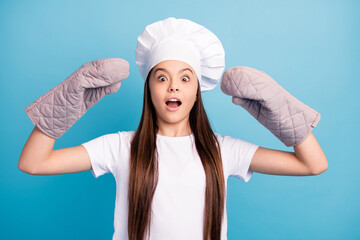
81 132 120 178
216 134 260 182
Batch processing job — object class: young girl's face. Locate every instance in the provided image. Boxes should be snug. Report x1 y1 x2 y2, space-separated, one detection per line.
149 60 198 127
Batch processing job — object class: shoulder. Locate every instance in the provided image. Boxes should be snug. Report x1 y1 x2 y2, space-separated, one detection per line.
213 132 259 151
84 130 135 147
118 130 135 139
214 132 260 181
117 130 136 146
213 132 241 145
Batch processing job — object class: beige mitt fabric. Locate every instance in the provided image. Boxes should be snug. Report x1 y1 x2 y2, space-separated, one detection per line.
221 66 321 147
25 58 129 139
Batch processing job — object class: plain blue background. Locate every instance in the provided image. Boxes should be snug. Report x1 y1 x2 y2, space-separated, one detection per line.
1 0 359 239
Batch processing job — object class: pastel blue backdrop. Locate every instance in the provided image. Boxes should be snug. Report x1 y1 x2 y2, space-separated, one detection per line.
1 0 359 239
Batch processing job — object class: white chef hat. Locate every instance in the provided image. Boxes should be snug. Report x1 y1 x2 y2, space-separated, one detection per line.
135 17 225 92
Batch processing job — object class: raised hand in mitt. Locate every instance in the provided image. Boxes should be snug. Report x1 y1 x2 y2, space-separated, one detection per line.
220 66 321 147
25 58 129 139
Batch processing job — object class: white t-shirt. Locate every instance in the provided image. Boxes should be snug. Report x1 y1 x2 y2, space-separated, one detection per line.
81 131 259 240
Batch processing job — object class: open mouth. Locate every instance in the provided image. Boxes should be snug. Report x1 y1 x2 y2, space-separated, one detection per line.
165 98 182 109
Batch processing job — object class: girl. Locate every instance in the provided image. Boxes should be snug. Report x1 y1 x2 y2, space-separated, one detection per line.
19 17 328 240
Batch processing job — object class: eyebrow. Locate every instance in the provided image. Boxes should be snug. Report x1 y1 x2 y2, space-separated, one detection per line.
153 67 193 75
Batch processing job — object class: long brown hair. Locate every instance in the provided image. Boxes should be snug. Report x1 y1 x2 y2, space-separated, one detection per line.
128 68 225 240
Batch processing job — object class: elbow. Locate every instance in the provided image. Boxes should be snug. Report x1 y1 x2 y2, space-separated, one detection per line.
18 165 32 175
18 159 37 175
18 164 33 175
310 161 328 175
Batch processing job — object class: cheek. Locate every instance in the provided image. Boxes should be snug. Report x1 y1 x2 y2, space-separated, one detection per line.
191 84 199 102
150 88 163 108
185 92 198 108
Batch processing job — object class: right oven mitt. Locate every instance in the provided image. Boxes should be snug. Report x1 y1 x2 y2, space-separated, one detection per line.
220 66 321 147
24 58 129 139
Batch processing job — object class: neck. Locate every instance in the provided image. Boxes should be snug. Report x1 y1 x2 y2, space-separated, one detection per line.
156 116 192 137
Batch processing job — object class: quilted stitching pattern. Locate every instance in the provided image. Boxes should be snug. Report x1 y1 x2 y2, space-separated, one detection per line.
220 66 321 147
25 58 129 139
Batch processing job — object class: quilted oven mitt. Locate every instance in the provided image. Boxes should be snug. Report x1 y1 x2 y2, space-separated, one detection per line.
220 66 321 147
24 58 129 139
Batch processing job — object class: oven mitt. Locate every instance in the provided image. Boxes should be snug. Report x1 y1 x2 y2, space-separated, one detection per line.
220 66 321 147
24 58 129 139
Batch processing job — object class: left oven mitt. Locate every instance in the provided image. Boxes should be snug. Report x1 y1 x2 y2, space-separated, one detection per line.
220 66 321 147
24 58 129 139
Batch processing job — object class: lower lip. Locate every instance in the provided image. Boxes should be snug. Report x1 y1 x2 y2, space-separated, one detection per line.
165 103 181 112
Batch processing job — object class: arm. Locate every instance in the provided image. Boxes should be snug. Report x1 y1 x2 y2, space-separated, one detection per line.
249 132 328 176
20 58 129 175
18 126 91 175
220 66 327 176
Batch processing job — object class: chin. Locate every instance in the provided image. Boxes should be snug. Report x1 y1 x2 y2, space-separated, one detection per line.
159 112 189 124
163 116 185 124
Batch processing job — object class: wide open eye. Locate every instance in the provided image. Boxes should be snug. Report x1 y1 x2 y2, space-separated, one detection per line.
158 76 167 82
182 76 190 82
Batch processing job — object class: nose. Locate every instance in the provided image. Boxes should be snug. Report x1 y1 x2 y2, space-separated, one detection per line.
168 81 179 92
169 87 179 92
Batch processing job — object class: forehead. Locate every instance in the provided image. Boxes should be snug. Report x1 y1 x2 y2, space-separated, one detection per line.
152 60 194 74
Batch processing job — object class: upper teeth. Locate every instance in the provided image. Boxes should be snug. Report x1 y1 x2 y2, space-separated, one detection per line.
168 99 179 102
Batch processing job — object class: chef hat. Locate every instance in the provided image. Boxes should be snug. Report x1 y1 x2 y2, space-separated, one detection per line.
135 17 225 92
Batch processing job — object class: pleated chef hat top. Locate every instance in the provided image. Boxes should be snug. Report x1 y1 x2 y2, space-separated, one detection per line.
135 17 225 92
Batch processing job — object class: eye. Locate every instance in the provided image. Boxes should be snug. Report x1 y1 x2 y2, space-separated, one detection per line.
182 76 190 82
158 75 167 82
